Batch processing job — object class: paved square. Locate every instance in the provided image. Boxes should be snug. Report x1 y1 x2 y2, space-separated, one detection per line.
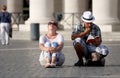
0 40 120 78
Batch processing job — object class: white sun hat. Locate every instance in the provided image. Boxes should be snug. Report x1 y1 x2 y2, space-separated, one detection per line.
81 11 95 22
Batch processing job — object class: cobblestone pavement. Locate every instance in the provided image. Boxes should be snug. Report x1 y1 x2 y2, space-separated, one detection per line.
0 40 120 78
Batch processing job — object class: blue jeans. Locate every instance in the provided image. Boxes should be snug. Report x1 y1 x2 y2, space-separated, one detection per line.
44 42 58 58
73 38 109 58
39 42 65 66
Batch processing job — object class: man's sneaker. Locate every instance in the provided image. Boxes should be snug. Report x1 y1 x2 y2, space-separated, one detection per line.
85 59 93 66
74 60 84 66
85 59 105 67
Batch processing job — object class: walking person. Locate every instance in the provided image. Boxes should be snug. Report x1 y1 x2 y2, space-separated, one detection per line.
0 5 12 45
39 20 65 68
71 11 109 66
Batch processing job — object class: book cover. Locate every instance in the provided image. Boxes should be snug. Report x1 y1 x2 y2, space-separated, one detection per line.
87 35 99 43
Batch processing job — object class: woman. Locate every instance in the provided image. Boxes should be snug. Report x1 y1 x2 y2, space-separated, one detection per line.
0 5 11 45
39 20 65 68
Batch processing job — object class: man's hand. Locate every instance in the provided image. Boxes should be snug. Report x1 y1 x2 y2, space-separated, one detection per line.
71 28 91 40
87 37 101 46
93 37 101 46
71 34 77 40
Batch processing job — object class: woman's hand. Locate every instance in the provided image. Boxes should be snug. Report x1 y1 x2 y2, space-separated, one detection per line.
45 47 51 52
49 47 56 53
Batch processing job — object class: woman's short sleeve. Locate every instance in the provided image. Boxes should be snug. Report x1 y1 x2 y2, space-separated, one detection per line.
39 35 46 44
57 34 64 43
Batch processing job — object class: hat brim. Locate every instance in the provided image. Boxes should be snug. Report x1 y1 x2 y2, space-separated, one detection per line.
81 16 95 22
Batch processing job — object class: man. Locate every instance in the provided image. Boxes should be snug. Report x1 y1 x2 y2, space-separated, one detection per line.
71 11 109 66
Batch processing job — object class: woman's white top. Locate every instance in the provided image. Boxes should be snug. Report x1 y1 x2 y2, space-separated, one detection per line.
39 34 64 52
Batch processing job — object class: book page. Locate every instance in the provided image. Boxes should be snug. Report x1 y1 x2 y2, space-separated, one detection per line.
87 35 100 43
87 35 94 40
86 35 95 43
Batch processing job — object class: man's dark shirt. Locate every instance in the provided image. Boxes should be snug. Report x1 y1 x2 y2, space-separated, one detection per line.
72 22 102 43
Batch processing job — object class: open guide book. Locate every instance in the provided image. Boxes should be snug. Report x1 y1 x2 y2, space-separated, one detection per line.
86 35 100 43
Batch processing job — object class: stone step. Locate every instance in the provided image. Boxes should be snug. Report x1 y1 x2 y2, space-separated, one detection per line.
0 29 120 41
40 30 120 41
